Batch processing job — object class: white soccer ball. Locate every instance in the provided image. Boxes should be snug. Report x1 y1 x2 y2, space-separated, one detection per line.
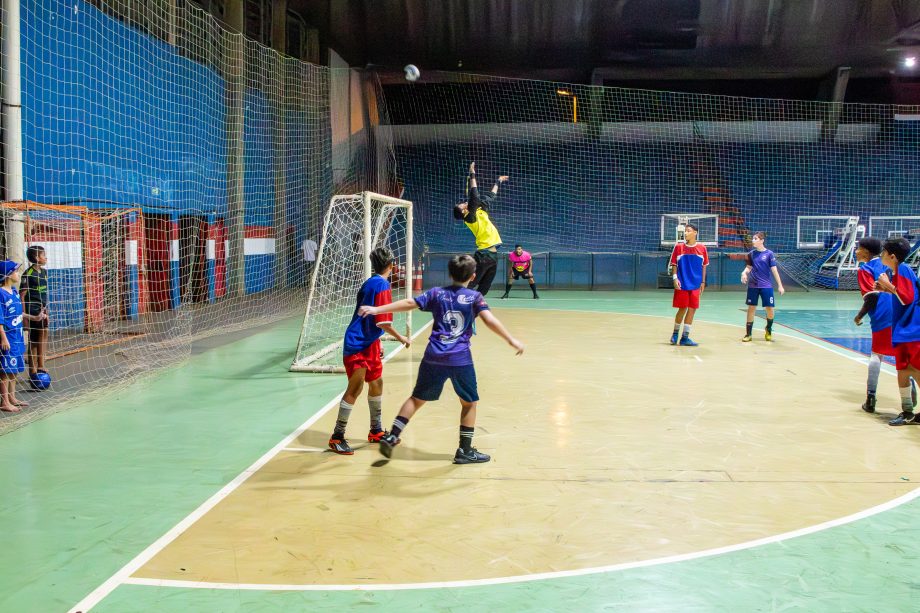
404 64 420 82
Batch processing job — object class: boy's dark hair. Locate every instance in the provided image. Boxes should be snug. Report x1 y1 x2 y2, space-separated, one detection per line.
882 237 911 263
26 245 45 264
452 203 466 220
858 237 882 256
752 231 765 241
369 246 394 274
448 254 476 283
514 244 522 249
684 223 698 232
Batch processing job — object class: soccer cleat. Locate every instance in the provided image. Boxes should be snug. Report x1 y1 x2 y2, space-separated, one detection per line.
862 394 876 413
764 330 773 342
453 447 491 464
367 429 386 443
328 437 354 455
533 294 540 299
911 377 918 408
669 332 679 345
741 335 753 342
678 336 698 347
888 411 919 426
500 293 509 299
378 433 401 458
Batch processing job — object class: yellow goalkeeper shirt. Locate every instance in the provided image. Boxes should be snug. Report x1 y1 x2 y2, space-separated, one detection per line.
465 208 502 250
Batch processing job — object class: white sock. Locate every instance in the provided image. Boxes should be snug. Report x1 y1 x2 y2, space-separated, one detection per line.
334 399 353 435
682 324 692 338
368 395 383 431
900 386 913 412
867 354 881 396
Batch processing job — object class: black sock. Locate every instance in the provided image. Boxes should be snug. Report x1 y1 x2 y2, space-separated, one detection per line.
766 318 774 332
459 425 474 452
531 283 538 297
390 415 409 438
746 322 753 335
504 283 511 294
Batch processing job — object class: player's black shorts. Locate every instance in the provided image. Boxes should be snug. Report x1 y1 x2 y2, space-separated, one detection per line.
511 268 533 280
412 360 479 403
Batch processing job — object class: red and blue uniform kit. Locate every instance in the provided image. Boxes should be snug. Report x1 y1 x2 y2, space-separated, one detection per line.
670 242 709 309
889 262 920 371
857 258 895 356
342 275 394 381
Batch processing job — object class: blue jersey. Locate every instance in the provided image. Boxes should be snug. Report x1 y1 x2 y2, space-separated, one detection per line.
890 262 920 345
669 243 709 291
343 275 393 356
857 258 892 333
0 288 25 352
746 249 777 289
414 286 490 367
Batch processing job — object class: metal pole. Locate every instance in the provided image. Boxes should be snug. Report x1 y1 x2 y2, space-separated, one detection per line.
2 0 26 261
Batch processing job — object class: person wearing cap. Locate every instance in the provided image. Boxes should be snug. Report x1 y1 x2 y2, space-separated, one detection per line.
0 260 46 412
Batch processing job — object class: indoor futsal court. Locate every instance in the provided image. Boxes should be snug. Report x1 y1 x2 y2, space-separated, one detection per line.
3 293 920 611
4 1 920 612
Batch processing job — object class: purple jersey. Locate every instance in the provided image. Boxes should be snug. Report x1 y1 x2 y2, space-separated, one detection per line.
414 286 490 366
745 249 778 289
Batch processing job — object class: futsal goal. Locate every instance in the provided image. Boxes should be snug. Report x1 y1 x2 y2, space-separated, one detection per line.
291 192 413 372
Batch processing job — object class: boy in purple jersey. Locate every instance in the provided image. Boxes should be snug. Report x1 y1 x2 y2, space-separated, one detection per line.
740 232 785 342
329 247 411 455
358 254 524 464
874 237 920 425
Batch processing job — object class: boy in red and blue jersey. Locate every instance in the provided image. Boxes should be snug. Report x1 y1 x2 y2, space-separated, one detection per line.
358 254 524 464
874 237 920 425
853 237 899 413
329 247 411 454
668 223 709 346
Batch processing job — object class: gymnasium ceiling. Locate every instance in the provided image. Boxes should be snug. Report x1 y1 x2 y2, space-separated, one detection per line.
289 0 920 86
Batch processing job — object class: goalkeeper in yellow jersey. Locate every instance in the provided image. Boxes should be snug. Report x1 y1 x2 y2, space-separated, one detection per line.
452 161 507 296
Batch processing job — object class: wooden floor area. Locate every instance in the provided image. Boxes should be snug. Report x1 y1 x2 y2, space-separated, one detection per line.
134 309 919 586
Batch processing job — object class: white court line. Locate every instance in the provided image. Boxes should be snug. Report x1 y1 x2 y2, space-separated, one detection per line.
72 306 915 607
118 485 920 592
693 355 703 362
69 322 432 613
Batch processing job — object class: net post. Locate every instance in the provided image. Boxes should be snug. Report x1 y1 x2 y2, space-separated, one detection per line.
405 200 414 336
362 191 373 279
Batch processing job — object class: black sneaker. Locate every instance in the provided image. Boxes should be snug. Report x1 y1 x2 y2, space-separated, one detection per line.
532 294 539 299
862 394 876 413
453 447 491 464
379 433 400 458
500 293 509 299
888 411 919 426
328 436 354 455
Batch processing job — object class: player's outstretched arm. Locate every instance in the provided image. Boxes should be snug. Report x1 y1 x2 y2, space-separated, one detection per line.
770 266 785 294
741 264 752 284
492 175 509 195
359 298 418 318
377 322 411 347
478 310 524 355
468 162 478 190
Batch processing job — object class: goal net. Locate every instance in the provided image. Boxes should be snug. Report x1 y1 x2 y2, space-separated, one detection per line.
291 192 413 372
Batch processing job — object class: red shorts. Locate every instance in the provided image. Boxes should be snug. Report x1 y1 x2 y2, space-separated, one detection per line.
871 328 895 357
343 339 383 381
894 341 920 371
673 289 701 309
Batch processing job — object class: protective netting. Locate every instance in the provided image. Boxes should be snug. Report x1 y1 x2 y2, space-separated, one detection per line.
379 71 920 287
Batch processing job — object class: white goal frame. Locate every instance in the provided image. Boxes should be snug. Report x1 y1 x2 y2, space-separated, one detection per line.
660 213 719 248
291 191 413 373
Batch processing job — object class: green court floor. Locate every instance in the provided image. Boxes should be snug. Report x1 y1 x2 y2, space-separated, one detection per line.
1 291 918 612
